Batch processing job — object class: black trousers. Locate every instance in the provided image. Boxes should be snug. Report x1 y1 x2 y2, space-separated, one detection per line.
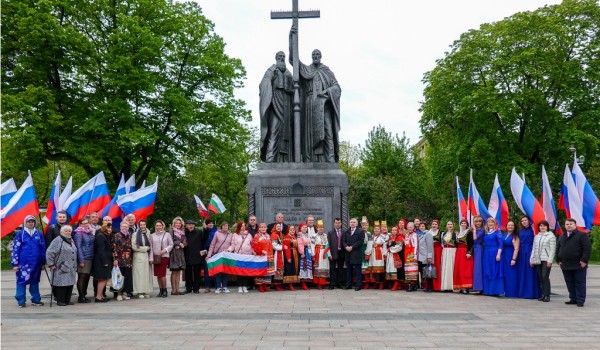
120 266 133 294
562 267 587 304
185 264 202 292
53 285 74 304
329 250 345 287
346 263 362 288
535 262 552 297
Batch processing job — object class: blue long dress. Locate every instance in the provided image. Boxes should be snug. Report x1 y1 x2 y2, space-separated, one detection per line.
516 227 540 299
483 230 504 295
501 232 518 297
472 228 485 292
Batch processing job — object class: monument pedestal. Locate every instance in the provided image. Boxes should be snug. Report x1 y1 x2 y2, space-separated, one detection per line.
247 163 349 230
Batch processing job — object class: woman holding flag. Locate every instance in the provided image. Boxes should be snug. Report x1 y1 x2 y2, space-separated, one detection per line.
252 223 274 292
227 221 254 293
207 222 233 293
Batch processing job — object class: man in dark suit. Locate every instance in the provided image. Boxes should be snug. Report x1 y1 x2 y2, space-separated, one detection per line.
557 218 592 307
327 218 344 289
184 220 204 294
343 218 365 291
267 212 288 234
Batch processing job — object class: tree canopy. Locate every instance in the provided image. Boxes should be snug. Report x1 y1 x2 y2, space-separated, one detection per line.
420 0 600 212
2 0 251 188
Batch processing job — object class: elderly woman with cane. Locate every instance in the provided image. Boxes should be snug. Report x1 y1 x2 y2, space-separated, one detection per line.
46 225 78 306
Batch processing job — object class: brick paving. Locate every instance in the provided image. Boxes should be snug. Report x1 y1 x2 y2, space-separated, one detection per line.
2 266 599 349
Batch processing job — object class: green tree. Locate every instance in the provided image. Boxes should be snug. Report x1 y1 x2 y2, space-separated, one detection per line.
2 0 250 187
420 0 600 215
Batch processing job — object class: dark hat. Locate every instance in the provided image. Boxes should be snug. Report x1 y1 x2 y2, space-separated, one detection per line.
205 219 213 225
185 219 196 225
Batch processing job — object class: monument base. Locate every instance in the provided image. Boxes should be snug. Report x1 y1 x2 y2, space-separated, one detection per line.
247 163 349 230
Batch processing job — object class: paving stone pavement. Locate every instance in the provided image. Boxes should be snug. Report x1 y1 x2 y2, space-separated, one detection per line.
2 266 599 349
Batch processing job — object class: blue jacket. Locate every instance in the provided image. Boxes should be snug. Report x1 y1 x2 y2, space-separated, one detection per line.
203 227 218 251
73 230 95 263
11 228 46 285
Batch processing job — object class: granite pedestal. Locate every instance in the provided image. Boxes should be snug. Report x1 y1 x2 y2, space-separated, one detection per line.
247 163 349 229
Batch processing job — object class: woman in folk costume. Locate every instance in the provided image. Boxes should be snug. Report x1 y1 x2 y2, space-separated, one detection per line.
404 222 419 292
386 225 404 291
430 219 443 291
252 223 274 292
440 221 458 292
282 225 300 290
270 223 286 291
366 221 387 289
297 223 313 290
396 219 409 288
311 220 330 289
453 219 474 294
360 216 373 289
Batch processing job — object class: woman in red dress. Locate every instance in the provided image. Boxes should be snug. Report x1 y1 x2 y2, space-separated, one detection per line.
430 220 443 291
252 223 274 292
453 219 474 293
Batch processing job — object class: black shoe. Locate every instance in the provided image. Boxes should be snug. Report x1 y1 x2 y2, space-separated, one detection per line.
354 287 361 291
31 301 44 306
344 286 352 290
66 301 75 305
78 297 91 303
542 296 550 302
18 303 26 308
328 285 335 290
565 300 577 305
162 289 168 298
95 298 108 303
193 290 200 294
126 293 134 298
186 290 193 294
538 295 544 301
57 302 67 306
577 303 584 307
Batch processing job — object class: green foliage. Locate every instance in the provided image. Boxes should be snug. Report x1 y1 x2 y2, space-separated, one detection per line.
420 0 600 215
591 226 600 262
2 0 250 187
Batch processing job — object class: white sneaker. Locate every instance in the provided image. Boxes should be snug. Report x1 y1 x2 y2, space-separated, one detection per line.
242 287 248 293
117 295 123 301
238 287 243 293
138 294 145 299
123 295 131 300
223 288 230 293
214 288 221 294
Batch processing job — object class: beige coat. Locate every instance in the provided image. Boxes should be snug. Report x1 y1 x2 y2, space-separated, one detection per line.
132 230 153 295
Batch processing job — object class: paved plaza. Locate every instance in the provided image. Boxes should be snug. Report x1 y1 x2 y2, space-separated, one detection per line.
2 266 599 349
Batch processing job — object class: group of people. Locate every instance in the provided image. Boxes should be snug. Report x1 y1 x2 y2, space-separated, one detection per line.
10 211 592 308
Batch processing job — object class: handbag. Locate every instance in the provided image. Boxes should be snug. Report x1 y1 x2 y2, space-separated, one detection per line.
423 263 437 279
111 266 124 291
152 232 165 265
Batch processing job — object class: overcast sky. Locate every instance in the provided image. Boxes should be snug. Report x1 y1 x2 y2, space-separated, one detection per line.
195 0 562 147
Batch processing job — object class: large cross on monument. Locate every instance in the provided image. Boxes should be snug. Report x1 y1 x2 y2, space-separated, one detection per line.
271 0 320 162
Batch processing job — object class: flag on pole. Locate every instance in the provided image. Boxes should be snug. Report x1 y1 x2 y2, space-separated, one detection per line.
510 168 545 233
100 174 126 219
207 193 226 214
207 252 267 276
64 173 102 224
125 174 136 193
571 158 600 229
116 177 158 221
488 174 509 230
58 177 73 211
541 166 562 234
87 171 111 214
42 171 61 231
559 165 587 231
456 177 468 223
0 171 40 237
194 195 211 219
468 169 491 221
1 178 18 210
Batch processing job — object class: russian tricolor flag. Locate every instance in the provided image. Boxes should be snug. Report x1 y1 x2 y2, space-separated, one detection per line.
100 174 135 220
42 171 61 231
541 166 562 234
64 172 105 225
571 159 600 230
510 168 545 233
116 177 158 221
559 165 587 231
456 177 468 223
1 178 18 210
468 170 491 221
86 172 111 215
194 195 211 219
0 172 40 238
488 174 509 230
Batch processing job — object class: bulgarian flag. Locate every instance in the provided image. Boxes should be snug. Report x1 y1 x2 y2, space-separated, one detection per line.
194 194 211 218
207 252 267 276
207 193 226 214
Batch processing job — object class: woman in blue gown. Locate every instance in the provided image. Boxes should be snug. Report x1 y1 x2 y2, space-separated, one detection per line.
516 216 541 299
501 220 519 297
471 216 485 293
483 217 504 295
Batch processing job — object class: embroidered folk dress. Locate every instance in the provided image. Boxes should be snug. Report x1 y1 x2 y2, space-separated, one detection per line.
297 232 313 280
282 233 300 284
404 231 419 282
271 231 285 285
366 234 387 282
385 233 403 281
453 230 473 290
252 232 274 285
440 231 457 291
312 232 330 284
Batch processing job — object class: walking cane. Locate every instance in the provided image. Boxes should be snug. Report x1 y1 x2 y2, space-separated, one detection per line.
43 265 54 308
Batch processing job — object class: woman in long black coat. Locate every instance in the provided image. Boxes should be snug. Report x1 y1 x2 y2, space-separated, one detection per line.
92 223 113 302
